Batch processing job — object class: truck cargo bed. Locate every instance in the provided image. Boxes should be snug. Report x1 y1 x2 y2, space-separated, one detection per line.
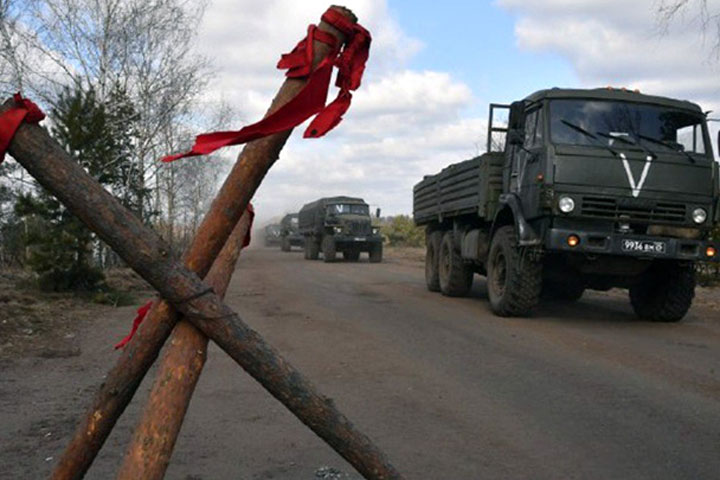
413 153 504 226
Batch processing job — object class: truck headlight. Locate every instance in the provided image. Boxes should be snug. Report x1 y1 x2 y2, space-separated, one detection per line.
558 196 575 214
692 208 707 224
333 226 343 234
372 227 379 234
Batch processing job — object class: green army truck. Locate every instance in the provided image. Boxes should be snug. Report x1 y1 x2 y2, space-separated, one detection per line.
299 196 383 263
414 87 719 321
263 223 282 247
280 213 304 251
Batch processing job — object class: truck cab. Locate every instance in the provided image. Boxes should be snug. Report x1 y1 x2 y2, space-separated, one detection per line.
280 213 304 251
414 87 719 321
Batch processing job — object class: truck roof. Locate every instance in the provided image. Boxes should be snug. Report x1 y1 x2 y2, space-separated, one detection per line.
524 87 703 113
300 196 367 211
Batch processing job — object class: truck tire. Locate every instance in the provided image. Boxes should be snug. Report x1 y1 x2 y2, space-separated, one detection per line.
304 238 319 260
281 236 291 252
541 280 584 302
438 231 473 296
322 235 336 262
369 242 383 263
344 249 360 261
425 231 443 292
629 261 695 322
487 226 542 316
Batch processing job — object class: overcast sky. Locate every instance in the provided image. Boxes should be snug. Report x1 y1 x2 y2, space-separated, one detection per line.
193 0 720 223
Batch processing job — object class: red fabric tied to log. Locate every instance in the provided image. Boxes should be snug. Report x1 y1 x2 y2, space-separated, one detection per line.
115 204 255 349
161 8 371 163
0 93 45 163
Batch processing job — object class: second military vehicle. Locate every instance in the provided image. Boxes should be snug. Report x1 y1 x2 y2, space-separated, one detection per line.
299 196 383 262
263 223 282 247
280 213 304 251
414 87 719 322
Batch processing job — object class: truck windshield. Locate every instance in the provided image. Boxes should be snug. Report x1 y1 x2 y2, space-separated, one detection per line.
550 99 707 155
328 204 369 215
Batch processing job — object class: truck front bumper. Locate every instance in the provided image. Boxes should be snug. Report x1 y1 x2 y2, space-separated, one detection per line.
546 228 718 262
334 234 382 246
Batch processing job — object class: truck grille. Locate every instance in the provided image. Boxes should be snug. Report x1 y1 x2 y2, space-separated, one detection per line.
581 196 686 224
348 221 371 236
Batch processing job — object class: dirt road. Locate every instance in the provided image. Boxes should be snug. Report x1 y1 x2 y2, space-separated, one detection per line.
2 247 720 479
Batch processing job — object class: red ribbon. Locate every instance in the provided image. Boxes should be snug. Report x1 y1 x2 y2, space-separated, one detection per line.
115 204 256 349
114 300 154 350
0 93 46 163
161 8 371 163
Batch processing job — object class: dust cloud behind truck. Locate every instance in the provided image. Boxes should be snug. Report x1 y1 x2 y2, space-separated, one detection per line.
414 87 719 322
299 196 383 263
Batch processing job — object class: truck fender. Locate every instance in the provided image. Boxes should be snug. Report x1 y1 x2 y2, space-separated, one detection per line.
491 194 541 246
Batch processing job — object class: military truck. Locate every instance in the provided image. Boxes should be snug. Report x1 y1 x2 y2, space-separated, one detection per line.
263 223 282 247
299 196 383 262
414 87 719 321
279 213 304 251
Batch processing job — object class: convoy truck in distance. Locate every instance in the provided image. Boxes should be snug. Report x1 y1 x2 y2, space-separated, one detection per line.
263 224 282 247
280 213 304 251
414 87 719 322
299 196 383 262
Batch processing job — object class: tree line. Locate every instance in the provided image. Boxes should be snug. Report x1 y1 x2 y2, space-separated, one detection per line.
0 0 230 290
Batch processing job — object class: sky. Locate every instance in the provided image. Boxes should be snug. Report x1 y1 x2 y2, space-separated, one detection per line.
193 0 720 223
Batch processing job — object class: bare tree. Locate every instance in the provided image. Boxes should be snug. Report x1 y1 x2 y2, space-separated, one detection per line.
657 0 720 58
0 0 231 229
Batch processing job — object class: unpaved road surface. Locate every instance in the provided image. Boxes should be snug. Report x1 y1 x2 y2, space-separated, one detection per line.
2 247 720 479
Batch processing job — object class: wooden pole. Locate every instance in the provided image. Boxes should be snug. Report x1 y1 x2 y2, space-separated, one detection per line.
116 210 252 480
2 95 402 479
48 6 363 479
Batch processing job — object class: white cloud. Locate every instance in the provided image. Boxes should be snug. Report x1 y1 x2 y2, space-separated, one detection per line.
195 0 484 222
497 0 720 109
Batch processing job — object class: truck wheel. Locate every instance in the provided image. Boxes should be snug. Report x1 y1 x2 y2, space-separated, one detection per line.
322 236 336 262
305 238 319 260
541 280 584 302
344 249 360 261
438 231 473 296
369 243 383 263
487 226 542 316
425 231 443 292
281 236 291 252
629 261 695 322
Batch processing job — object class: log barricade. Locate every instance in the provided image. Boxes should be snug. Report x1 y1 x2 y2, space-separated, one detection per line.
0 5 403 480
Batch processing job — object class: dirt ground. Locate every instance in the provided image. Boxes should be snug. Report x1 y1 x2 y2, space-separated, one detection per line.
1 248 720 479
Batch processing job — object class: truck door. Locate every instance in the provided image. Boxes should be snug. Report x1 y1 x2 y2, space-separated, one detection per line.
505 101 544 217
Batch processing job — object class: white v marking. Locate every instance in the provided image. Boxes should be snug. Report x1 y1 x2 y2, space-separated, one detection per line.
620 153 653 198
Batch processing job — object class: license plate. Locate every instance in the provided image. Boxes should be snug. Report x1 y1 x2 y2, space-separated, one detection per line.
354 237 364 241
621 239 667 254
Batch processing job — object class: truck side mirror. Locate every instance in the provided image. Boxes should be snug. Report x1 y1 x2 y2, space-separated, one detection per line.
376 208 381 218
507 129 524 146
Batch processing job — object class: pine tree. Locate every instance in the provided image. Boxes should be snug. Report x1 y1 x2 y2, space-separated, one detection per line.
15 86 136 290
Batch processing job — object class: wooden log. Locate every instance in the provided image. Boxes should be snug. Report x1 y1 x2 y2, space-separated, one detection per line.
2 97 402 479
49 6 361 479
115 210 252 480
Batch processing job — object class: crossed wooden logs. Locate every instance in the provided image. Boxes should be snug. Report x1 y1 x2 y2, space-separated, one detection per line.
1 5 402 480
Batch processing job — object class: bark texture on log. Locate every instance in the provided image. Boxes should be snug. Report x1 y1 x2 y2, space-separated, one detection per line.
50 6 361 480
115 211 252 480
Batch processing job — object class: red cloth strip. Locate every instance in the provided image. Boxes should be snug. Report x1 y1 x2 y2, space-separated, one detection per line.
161 8 371 163
114 300 154 350
0 93 46 163
115 204 255 349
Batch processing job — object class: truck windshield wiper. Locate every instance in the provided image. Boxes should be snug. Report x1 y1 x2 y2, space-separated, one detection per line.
560 119 619 156
596 131 657 161
636 133 695 164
